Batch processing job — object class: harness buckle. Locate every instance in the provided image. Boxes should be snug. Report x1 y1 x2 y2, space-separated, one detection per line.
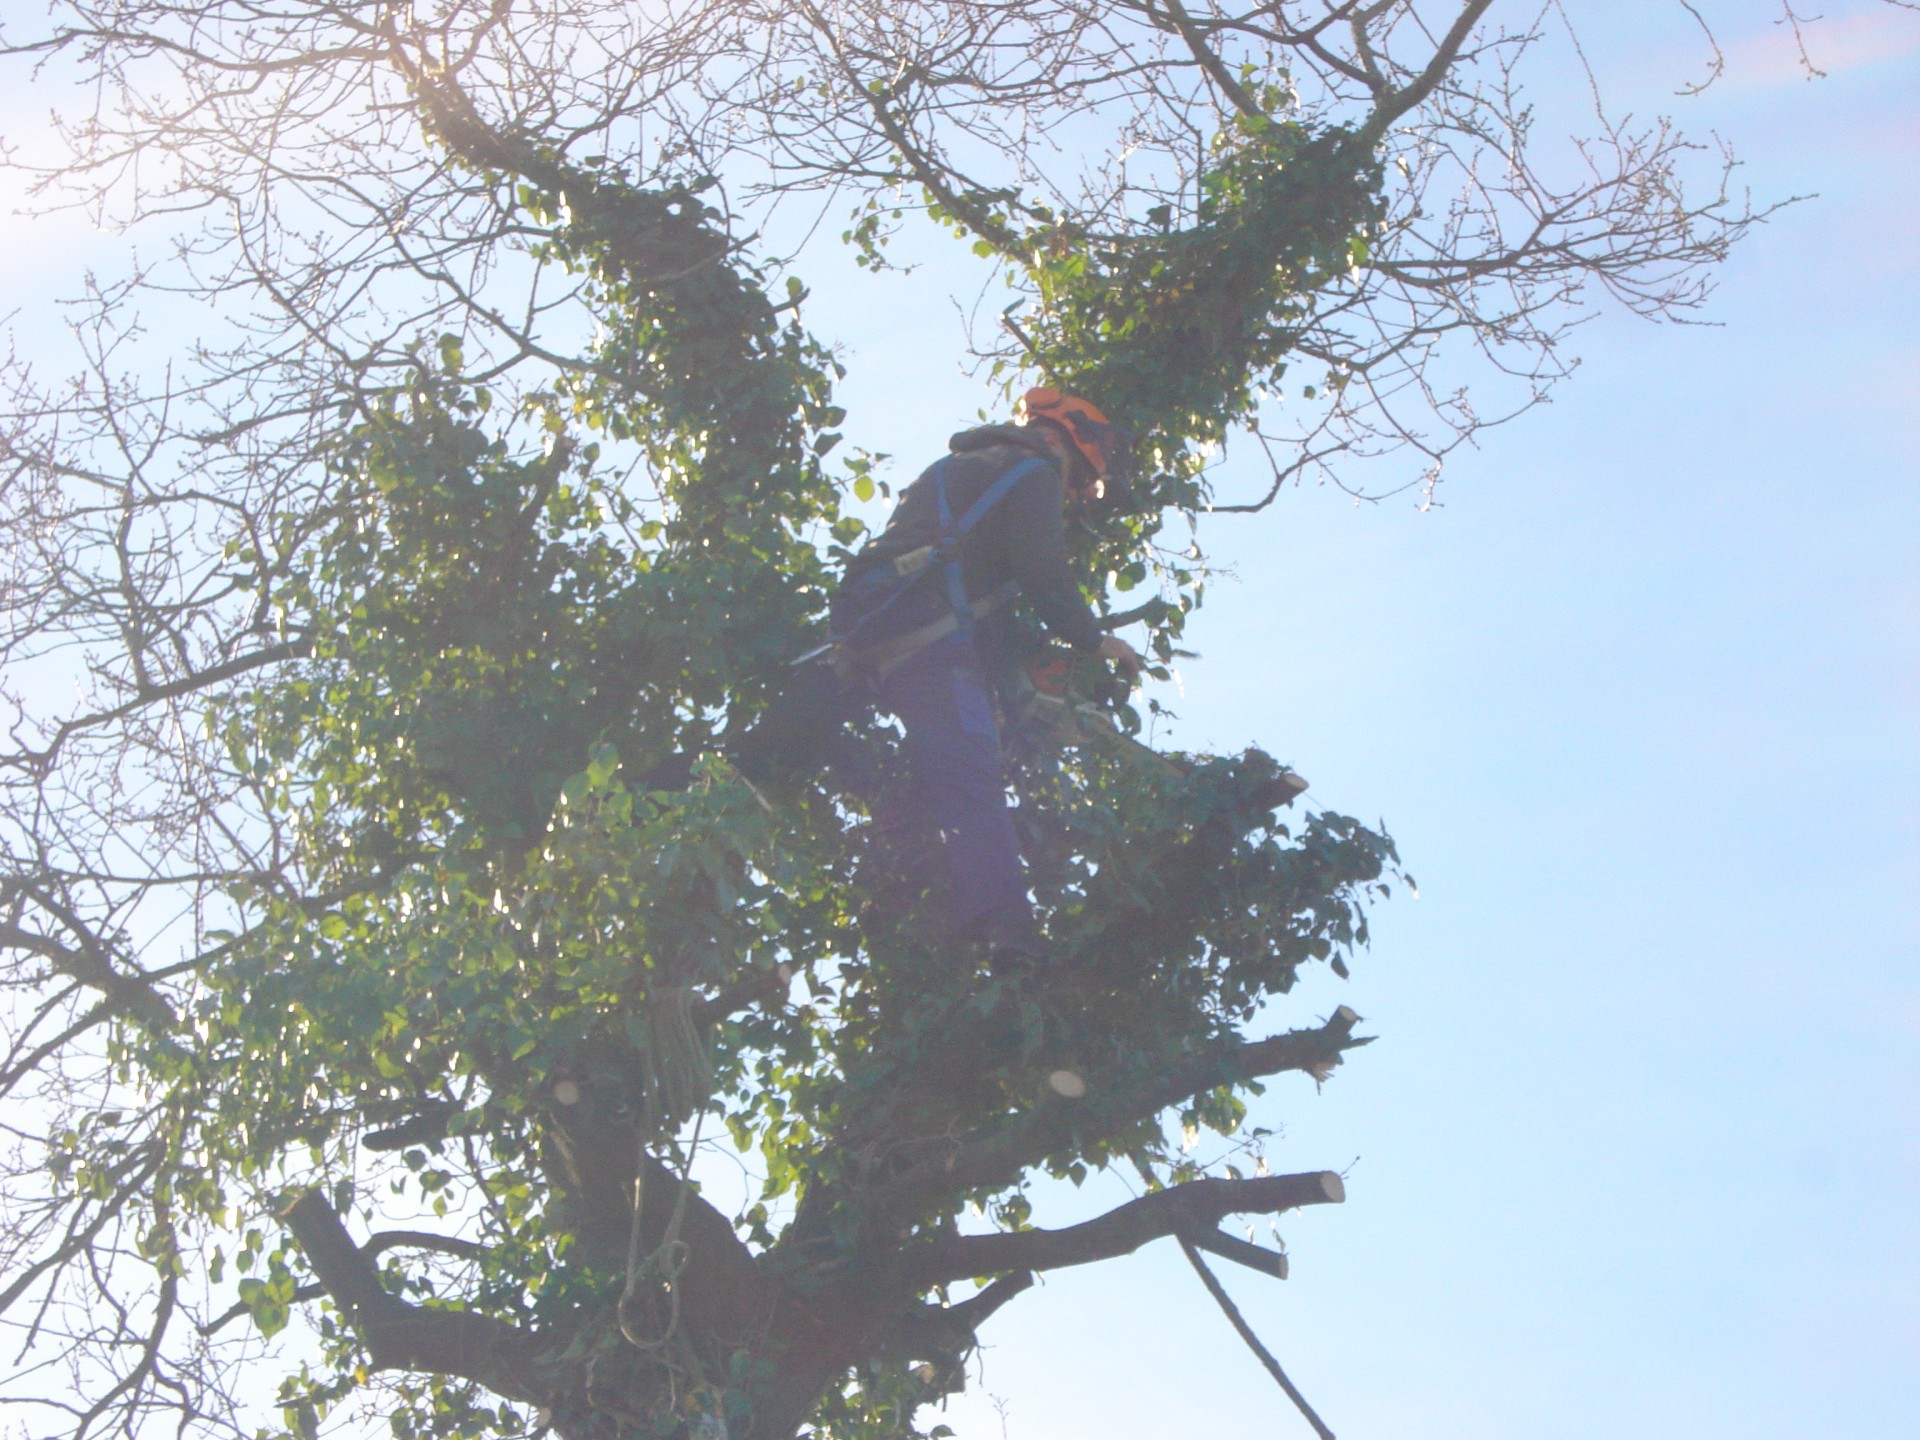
891 545 935 578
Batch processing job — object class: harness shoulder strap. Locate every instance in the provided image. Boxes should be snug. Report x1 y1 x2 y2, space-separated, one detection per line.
833 452 1056 668
943 455 1053 541
933 453 1052 647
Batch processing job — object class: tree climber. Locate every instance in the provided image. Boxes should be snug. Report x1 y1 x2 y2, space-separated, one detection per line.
729 387 1146 958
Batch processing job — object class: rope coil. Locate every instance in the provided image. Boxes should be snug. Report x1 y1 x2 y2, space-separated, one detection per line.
618 1106 702 1354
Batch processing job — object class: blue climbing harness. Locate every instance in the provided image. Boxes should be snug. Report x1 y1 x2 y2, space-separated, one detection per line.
822 454 1051 676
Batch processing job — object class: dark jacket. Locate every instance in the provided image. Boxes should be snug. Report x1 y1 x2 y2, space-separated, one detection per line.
844 425 1104 652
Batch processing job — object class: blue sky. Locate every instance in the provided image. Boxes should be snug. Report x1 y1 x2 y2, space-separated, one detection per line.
802 8 1919 1438
2 5 1913 1438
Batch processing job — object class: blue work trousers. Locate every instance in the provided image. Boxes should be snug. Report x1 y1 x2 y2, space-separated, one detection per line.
876 642 1028 938
736 638 1029 938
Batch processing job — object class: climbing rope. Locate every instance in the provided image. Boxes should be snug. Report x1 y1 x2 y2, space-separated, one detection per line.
618 1106 702 1353
647 983 714 1126
1180 1235 1334 1440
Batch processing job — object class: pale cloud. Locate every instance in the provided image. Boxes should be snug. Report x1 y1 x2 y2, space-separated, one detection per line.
1719 6 1920 90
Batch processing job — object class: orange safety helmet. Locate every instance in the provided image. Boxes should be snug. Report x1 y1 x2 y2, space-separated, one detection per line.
1018 386 1131 496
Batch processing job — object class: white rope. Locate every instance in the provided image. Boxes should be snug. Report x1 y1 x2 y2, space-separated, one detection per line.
618 1107 702 1352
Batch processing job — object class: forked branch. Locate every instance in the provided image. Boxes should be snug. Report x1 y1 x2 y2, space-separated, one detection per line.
904 1171 1344 1285
1358 0 1496 144
874 1007 1366 1221
280 1192 553 1407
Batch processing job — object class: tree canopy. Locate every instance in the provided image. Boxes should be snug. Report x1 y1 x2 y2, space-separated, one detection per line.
0 4 1842 1438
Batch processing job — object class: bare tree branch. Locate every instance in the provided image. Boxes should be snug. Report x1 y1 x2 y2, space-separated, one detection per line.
280 1192 554 1407
875 1008 1367 1224
905 1171 1343 1285
1359 0 1496 145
